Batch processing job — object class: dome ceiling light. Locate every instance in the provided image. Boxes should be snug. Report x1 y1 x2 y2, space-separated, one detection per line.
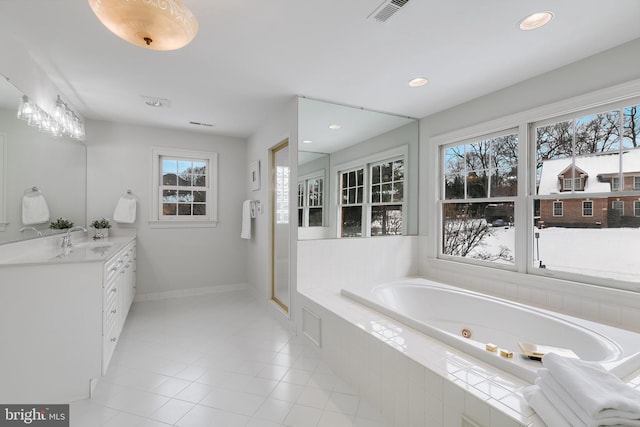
88 0 198 50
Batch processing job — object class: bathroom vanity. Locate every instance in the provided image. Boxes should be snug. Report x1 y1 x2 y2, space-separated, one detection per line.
0 233 136 403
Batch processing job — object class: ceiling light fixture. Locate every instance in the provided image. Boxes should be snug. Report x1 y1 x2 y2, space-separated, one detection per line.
302 140 313 144
328 124 341 130
409 77 429 87
17 94 85 141
87 0 199 50
519 11 554 31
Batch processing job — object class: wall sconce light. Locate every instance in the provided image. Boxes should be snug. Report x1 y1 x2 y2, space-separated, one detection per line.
17 94 85 141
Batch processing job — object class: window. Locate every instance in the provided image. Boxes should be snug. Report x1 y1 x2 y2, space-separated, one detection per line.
612 177 621 191
553 201 563 216
337 147 407 238
436 96 640 290
298 173 324 227
151 148 217 226
441 131 518 265
370 159 404 236
611 200 624 213
339 168 364 237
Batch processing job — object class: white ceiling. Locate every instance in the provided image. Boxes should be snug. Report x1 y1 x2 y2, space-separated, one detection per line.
0 0 639 139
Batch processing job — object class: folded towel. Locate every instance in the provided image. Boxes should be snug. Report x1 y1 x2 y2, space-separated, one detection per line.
113 196 137 223
522 384 572 427
538 369 640 427
543 353 640 421
241 200 252 239
22 194 50 225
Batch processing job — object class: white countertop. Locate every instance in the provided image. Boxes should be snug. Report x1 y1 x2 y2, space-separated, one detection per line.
0 233 135 266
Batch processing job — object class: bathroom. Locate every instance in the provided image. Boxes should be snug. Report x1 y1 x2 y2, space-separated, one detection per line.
1 1 640 426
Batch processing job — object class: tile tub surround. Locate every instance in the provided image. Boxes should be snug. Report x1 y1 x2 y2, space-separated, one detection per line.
297 288 640 427
69 290 391 427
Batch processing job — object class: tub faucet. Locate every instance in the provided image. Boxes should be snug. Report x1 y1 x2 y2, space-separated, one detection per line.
19 226 43 237
61 226 87 248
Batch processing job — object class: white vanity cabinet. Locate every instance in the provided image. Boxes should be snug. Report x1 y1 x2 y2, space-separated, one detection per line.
0 235 136 403
102 240 136 374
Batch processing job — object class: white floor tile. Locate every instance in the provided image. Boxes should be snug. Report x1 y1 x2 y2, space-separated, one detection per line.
253 397 294 424
284 404 323 427
199 388 265 416
65 292 391 427
149 399 195 424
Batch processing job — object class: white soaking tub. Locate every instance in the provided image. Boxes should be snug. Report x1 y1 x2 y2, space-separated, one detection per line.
341 278 640 383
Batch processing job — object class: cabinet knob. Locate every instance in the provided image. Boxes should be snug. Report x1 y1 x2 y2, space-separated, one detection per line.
111 309 117 314
110 337 117 342
110 288 117 293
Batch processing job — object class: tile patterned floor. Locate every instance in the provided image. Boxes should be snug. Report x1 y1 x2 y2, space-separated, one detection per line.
70 291 390 427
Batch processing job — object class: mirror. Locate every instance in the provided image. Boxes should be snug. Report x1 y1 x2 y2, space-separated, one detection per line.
0 76 87 244
297 98 418 239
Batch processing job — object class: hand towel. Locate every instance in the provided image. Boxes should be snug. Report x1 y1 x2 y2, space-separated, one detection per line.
538 369 640 427
22 194 50 225
522 384 572 427
543 353 640 421
241 200 252 239
113 196 137 223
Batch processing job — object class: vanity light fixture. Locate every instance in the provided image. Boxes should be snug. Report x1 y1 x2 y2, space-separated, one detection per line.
408 77 429 87
302 140 313 144
88 0 199 51
519 11 554 31
16 94 85 141
328 124 341 130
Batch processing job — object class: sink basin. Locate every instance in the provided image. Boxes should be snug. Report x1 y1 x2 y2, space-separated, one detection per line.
73 240 117 248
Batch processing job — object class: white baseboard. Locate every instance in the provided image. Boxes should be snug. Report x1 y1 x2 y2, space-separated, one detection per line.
134 283 248 302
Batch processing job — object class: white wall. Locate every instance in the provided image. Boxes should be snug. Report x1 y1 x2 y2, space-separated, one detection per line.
85 119 248 297
245 98 297 307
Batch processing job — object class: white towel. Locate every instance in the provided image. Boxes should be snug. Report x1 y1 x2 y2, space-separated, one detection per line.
538 369 640 427
543 353 640 422
241 200 252 239
522 384 572 427
22 194 50 225
113 197 137 223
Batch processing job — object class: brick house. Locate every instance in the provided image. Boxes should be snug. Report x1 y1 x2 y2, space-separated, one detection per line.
538 149 640 228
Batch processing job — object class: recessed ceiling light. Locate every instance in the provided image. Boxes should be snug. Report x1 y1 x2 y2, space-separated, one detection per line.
141 95 170 108
303 139 313 144
519 11 553 31
328 124 341 130
409 77 429 87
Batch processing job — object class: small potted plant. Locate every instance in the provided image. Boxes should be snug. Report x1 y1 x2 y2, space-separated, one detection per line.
49 217 74 230
90 218 111 239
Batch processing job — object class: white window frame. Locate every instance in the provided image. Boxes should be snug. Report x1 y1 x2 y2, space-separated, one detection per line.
333 145 408 238
150 147 218 228
298 171 325 227
429 82 640 292
582 200 593 217
0 134 6 231
611 200 624 212
553 201 563 217
635 200 640 217
612 177 621 191
634 176 640 190
563 178 582 191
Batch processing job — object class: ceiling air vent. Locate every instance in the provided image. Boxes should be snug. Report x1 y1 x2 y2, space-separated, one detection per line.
368 0 410 23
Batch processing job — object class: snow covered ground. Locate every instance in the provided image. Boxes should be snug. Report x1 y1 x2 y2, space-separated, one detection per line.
468 225 640 284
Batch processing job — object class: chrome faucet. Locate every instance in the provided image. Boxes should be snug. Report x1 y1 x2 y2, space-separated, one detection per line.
18 226 43 237
60 226 87 248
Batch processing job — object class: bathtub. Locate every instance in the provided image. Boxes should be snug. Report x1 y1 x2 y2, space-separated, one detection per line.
341 278 640 383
